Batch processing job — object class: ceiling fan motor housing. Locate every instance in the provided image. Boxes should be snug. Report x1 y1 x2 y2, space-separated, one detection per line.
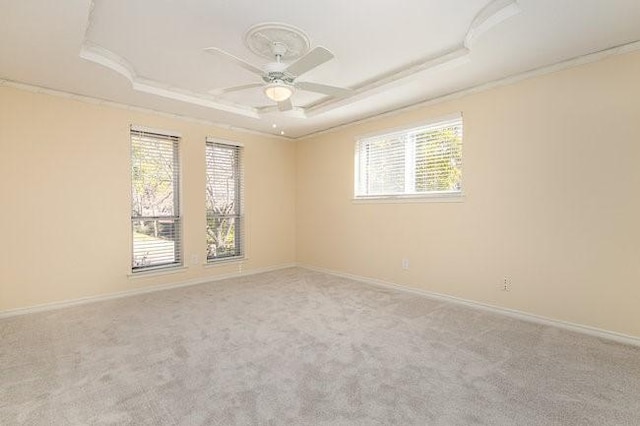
262 62 294 85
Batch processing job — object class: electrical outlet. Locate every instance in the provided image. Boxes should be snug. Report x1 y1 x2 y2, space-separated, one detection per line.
191 254 199 265
402 258 410 270
502 277 510 292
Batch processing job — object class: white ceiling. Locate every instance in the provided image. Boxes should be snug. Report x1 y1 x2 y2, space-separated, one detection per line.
1 0 639 138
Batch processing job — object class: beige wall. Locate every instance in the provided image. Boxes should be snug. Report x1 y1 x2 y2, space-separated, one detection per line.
296 51 640 338
0 86 296 311
2 50 639 339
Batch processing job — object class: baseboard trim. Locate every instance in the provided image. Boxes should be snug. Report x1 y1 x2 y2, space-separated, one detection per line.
0 263 296 319
298 264 640 348
5 263 638 347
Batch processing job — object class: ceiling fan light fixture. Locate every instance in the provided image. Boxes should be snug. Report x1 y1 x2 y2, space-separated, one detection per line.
264 81 294 102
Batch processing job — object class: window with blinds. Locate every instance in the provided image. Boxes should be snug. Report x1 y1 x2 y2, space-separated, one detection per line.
355 115 463 199
130 128 182 272
206 140 244 262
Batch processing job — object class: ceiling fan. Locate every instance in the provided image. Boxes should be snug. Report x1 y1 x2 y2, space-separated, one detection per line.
204 42 352 112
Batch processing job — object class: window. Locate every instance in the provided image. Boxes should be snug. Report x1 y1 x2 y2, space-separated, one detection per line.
130 127 182 272
355 115 463 199
206 139 244 262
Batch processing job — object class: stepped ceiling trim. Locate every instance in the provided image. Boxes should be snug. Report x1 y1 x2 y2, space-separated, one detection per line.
79 0 519 120
5 39 639 141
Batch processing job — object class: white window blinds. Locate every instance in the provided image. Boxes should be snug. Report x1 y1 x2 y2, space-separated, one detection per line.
130 129 182 271
206 140 244 261
355 116 463 198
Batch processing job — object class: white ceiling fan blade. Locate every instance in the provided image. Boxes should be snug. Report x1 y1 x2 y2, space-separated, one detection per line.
257 105 307 118
296 81 352 97
277 98 293 112
204 47 264 76
258 105 278 114
209 83 263 96
285 46 334 77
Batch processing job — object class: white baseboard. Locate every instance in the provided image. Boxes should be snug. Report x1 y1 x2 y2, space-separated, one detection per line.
298 264 640 348
0 263 296 319
4 262 638 348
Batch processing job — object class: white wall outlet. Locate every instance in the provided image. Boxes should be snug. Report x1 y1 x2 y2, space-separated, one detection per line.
502 277 510 292
191 254 199 265
402 258 410 270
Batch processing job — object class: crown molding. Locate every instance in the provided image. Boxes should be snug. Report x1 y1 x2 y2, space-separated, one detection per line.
79 0 520 120
464 0 521 49
303 0 519 116
79 43 260 119
304 46 471 117
297 39 640 141
81 1 261 119
5 38 638 142
0 78 290 141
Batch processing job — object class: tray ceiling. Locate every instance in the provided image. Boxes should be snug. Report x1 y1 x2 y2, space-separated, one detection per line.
1 0 639 138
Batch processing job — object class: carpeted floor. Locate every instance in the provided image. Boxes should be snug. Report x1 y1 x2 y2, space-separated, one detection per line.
1 268 639 425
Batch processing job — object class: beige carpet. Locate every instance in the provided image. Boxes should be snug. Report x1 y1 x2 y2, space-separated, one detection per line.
1 268 639 425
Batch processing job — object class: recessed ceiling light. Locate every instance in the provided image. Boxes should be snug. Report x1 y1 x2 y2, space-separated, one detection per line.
280 131 285 135
272 123 277 128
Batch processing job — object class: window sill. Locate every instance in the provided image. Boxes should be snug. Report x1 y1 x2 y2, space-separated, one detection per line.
203 257 247 268
353 192 465 204
128 265 188 279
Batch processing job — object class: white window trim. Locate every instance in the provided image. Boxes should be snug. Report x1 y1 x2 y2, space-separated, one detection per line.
352 192 465 204
353 113 463 202
127 266 189 279
130 126 184 273
203 257 247 268
206 136 244 147
356 112 462 141
131 124 182 138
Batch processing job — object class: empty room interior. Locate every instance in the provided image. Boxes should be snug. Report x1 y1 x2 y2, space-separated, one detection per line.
2 0 640 424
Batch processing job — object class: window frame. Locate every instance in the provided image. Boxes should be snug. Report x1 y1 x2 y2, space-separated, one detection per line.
353 113 464 202
205 138 244 263
130 126 183 274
